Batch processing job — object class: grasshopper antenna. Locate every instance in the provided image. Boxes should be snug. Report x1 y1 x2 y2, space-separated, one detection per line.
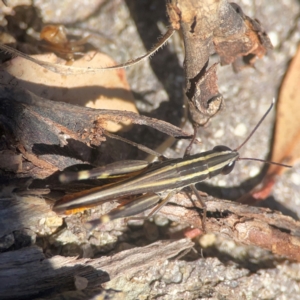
235 98 275 152
0 27 175 75
235 98 292 169
237 157 292 168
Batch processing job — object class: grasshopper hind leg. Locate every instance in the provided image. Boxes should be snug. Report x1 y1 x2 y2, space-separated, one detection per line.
85 193 162 231
85 188 206 232
128 191 176 222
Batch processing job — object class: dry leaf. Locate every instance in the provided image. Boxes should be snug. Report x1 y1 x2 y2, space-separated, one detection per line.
269 46 300 173
1 51 138 132
247 45 300 200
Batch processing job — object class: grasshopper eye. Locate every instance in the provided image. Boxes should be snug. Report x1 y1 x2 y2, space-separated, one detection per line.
213 145 232 152
212 145 235 175
221 161 235 175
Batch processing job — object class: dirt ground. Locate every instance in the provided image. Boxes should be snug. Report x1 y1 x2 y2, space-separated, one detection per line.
0 0 300 299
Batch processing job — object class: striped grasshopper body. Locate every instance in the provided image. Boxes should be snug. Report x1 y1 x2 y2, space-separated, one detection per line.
53 101 291 225
54 147 236 212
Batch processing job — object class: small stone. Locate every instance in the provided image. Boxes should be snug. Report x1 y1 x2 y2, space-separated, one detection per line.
0 233 14 251
13 229 36 249
143 221 159 241
81 243 94 258
199 233 217 248
214 128 225 138
234 123 247 137
45 216 63 228
89 231 118 253
50 229 79 245
74 275 88 290
154 214 169 227
61 243 82 257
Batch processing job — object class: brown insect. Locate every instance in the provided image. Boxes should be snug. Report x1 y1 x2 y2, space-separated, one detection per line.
39 25 91 61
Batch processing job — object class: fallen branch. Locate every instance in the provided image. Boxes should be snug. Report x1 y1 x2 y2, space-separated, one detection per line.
0 239 193 300
159 193 300 261
0 85 190 177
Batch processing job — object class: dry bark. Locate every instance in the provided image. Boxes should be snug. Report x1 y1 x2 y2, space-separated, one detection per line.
0 239 193 300
1 192 300 299
2 192 300 262
0 85 190 178
168 0 272 125
159 193 300 262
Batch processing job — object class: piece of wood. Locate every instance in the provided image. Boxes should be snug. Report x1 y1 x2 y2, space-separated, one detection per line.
0 85 190 178
3 191 300 262
0 239 193 299
158 193 300 261
168 0 272 125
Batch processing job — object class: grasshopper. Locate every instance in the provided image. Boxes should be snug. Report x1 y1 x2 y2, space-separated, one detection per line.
53 100 292 227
